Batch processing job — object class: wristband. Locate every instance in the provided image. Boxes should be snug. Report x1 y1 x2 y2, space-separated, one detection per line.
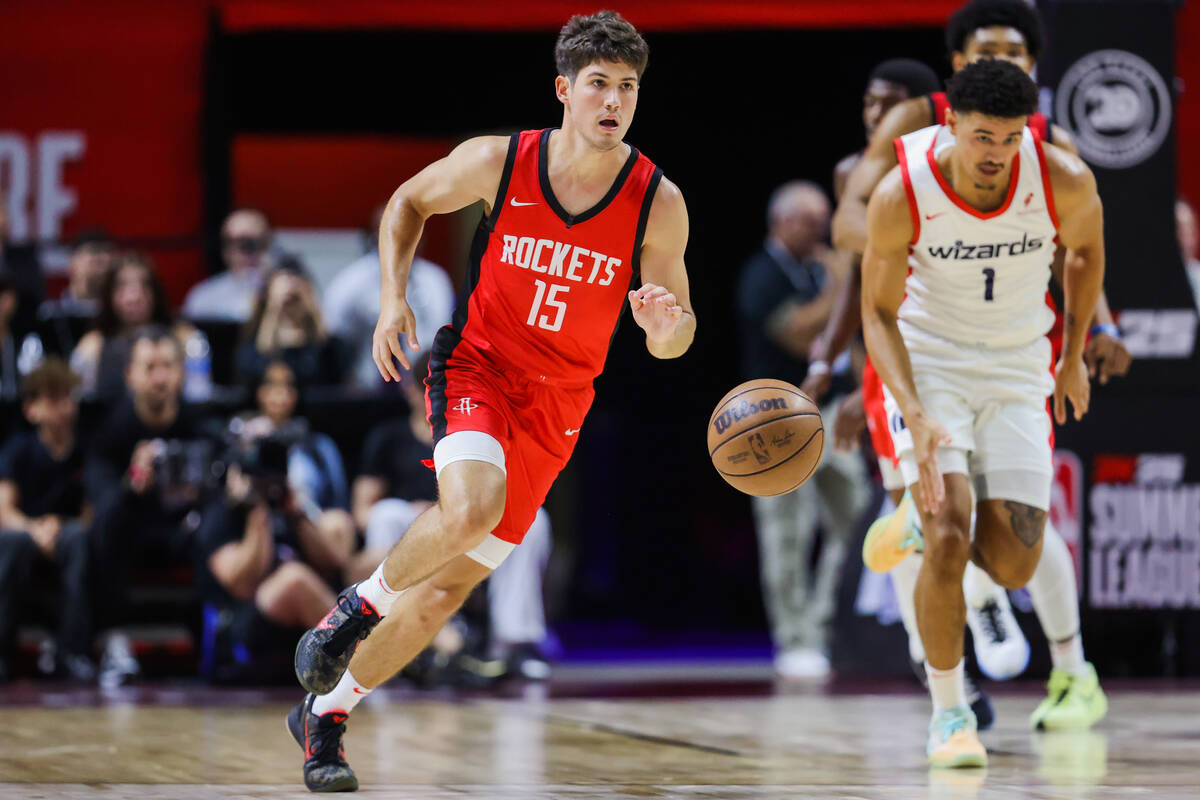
807 359 831 376
1089 323 1121 340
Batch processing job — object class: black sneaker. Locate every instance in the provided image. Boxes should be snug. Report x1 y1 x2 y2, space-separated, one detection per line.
286 693 358 792
909 658 995 731
505 642 551 681
295 585 381 696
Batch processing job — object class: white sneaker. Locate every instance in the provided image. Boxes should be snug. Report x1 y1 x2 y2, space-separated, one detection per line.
99 632 142 689
774 648 831 680
966 593 1030 681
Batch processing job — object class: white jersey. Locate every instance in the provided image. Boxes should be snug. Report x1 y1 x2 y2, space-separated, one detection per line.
895 124 1058 349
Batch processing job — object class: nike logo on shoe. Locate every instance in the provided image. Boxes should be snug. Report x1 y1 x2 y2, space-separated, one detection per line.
510 198 537 207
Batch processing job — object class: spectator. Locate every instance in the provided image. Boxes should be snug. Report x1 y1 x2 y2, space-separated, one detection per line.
232 358 351 513
194 434 353 684
1176 198 1200 312
346 354 553 679
235 262 346 388
736 180 871 680
184 208 272 322
323 206 455 389
38 229 115 355
0 185 44 338
85 326 218 687
0 270 47 440
70 252 193 403
0 360 94 683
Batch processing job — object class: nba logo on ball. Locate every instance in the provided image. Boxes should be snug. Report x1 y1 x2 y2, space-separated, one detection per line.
707 379 824 496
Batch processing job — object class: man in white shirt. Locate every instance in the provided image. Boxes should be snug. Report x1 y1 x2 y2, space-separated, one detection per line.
184 209 273 322
323 210 455 389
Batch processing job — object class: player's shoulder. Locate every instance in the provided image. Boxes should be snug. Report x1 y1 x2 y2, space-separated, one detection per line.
647 175 686 222
866 166 915 242
1041 138 1096 198
449 134 513 173
878 97 937 142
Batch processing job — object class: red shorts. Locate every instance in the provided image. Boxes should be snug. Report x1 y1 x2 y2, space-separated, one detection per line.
425 338 592 544
861 357 897 468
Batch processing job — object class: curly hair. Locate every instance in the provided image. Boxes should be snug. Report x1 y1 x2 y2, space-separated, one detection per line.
946 59 1039 119
945 0 1044 60
555 10 649 81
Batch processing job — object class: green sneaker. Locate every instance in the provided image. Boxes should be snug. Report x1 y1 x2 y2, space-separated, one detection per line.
862 490 923 573
1030 662 1108 731
927 706 987 769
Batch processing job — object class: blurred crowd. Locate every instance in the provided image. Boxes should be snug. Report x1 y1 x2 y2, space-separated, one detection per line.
0 203 553 688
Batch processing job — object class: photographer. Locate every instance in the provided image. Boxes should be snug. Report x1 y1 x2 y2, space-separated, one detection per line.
85 325 218 687
195 435 351 684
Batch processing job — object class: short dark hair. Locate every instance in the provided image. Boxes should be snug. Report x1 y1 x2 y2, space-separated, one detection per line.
946 59 1038 120
72 227 114 253
21 357 79 403
869 58 942 98
555 11 649 81
945 0 1043 61
129 323 183 362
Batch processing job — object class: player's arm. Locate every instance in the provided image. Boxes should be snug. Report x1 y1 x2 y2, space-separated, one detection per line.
1048 145 1105 423
631 177 696 359
1048 124 1077 155
832 98 933 255
801 258 861 400
861 168 951 513
1049 249 1130 384
374 135 510 380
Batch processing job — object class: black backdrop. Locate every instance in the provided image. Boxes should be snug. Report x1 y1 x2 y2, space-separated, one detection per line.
217 26 946 637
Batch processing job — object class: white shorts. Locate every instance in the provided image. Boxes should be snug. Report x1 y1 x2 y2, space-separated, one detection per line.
878 456 906 492
882 328 1055 511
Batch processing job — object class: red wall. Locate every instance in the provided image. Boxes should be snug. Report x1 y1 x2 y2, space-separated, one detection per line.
1177 1 1200 203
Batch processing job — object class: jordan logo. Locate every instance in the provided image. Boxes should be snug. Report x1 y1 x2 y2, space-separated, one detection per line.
1024 192 1035 206
453 398 478 416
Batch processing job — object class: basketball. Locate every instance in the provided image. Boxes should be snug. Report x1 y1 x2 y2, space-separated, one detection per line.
707 379 824 497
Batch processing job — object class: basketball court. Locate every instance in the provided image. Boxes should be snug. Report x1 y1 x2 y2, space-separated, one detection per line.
3 670 1198 798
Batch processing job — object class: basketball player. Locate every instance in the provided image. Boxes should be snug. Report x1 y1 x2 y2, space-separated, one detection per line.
862 60 1104 767
286 12 694 792
810 0 1120 731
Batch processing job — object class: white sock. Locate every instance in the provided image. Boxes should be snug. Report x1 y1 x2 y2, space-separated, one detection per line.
356 561 404 616
311 668 372 715
1026 521 1087 675
891 553 925 664
925 659 967 712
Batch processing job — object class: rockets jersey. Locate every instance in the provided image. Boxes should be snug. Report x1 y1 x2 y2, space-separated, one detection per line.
440 128 663 386
894 123 1059 349
928 91 1051 143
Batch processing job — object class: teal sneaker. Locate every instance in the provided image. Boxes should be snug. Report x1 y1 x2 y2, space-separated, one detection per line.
927 706 988 768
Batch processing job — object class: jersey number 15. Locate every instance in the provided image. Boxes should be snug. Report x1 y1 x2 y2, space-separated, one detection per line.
527 280 569 332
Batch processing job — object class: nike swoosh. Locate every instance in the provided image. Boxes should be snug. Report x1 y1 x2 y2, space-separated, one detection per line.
564 429 579 436
352 688 368 694
510 198 537 207
925 212 947 220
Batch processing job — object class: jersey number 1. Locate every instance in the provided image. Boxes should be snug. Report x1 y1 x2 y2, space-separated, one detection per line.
981 268 995 302
527 280 568 332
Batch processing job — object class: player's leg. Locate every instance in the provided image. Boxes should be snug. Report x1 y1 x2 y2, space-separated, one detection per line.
963 547 1030 681
489 507 553 679
287 553 495 792
294 456 505 695
1026 519 1106 729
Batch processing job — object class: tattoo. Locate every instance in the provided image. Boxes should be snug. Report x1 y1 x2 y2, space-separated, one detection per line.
1004 501 1046 548
1066 312 1077 329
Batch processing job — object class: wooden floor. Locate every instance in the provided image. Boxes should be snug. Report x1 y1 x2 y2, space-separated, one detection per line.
1 679 1198 798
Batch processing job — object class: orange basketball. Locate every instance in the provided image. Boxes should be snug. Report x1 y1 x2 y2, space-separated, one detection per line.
707 379 824 497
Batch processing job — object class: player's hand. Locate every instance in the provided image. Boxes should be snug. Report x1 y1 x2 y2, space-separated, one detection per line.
833 389 866 452
628 283 683 344
1054 355 1090 424
373 298 419 382
909 411 952 515
800 340 833 400
1084 332 1131 385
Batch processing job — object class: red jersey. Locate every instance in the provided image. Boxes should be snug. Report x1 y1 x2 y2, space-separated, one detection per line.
928 91 1051 143
437 128 662 387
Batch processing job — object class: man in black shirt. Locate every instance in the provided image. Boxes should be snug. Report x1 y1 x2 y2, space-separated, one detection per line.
194 436 349 684
0 359 93 682
85 325 216 686
735 181 871 680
